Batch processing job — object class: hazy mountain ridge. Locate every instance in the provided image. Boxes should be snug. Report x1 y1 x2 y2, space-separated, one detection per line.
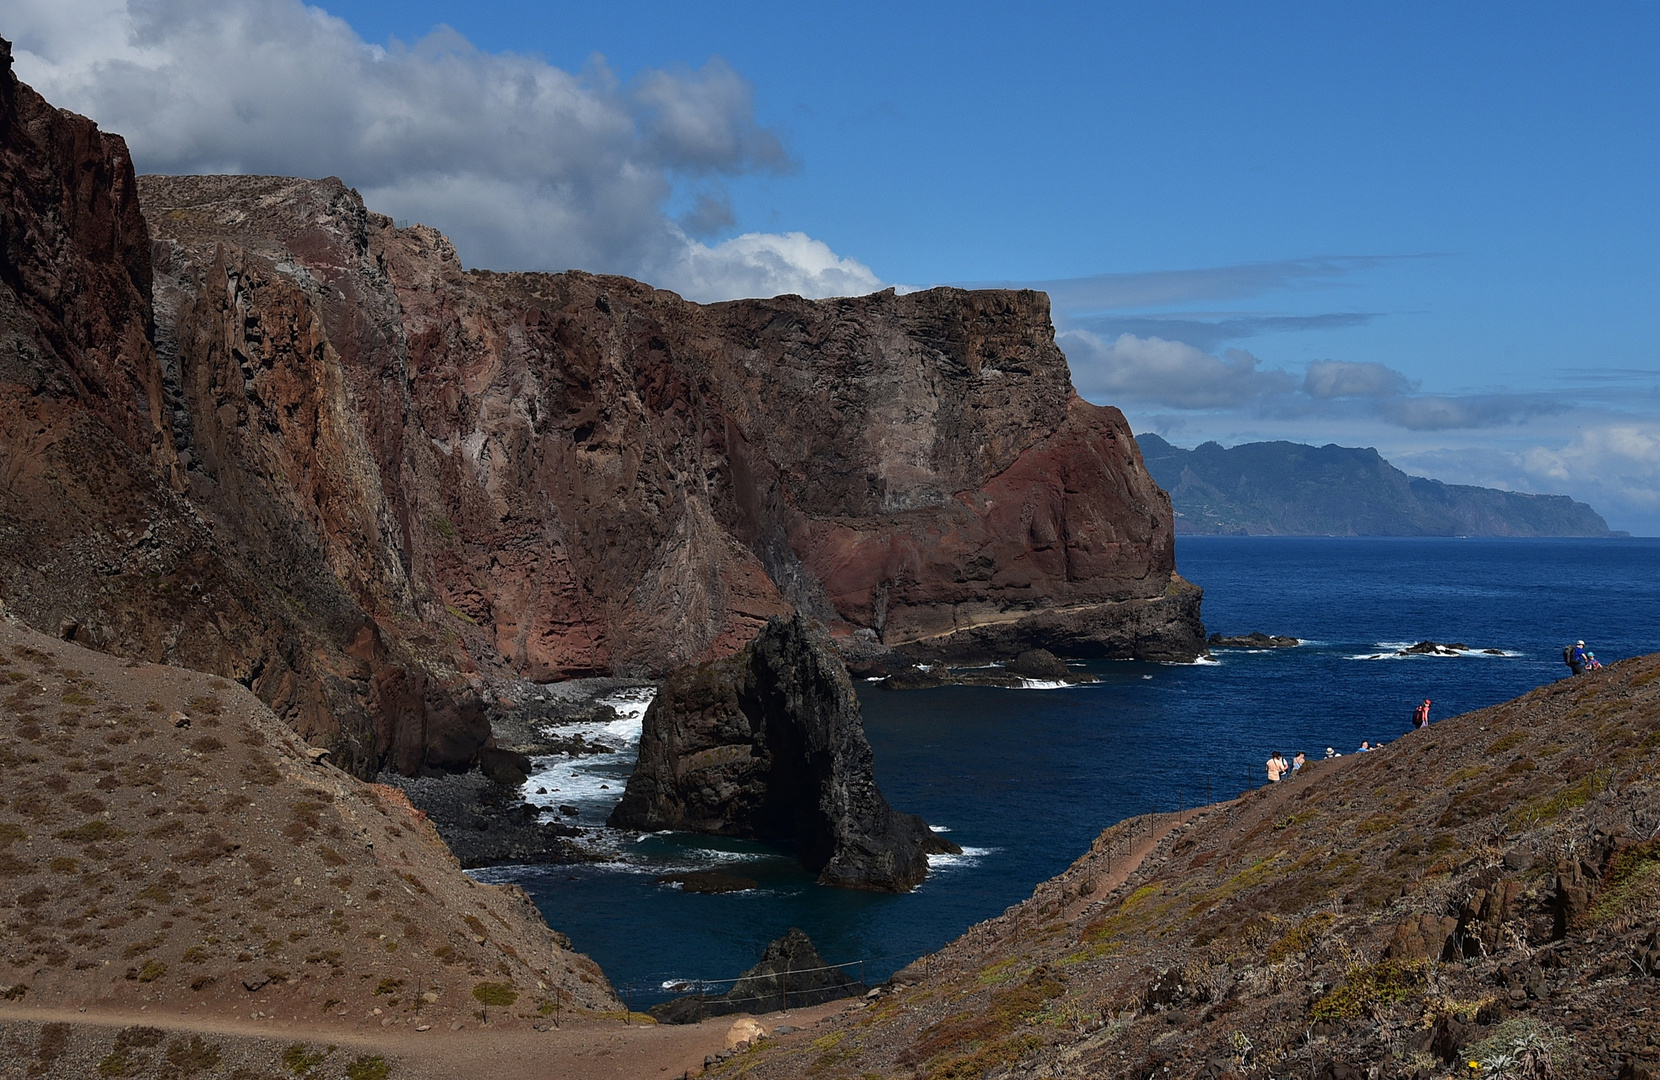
1137 433 1620 537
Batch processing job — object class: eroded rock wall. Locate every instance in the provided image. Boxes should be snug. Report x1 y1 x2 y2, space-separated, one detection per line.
139 174 1203 685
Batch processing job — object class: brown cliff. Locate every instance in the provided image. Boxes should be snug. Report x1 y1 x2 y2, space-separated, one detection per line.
0 45 482 778
139 173 1203 687
0 42 1201 782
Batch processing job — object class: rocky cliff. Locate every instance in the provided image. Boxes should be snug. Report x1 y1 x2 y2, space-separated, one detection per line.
0 42 483 779
0 42 1200 782
1138 433 1619 537
138 172 1202 684
609 614 956 891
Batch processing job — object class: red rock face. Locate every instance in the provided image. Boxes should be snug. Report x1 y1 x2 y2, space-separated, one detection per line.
139 177 1201 683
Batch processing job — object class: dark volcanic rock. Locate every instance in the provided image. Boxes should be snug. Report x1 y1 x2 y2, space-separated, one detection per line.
657 871 759 894
138 173 1203 677
376 770 588 869
1007 648 1072 679
609 614 959 891
650 928 860 1023
0 40 483 780
1208 632 1299 648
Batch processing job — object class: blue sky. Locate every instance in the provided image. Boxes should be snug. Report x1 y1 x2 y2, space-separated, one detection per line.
9 1 1659 530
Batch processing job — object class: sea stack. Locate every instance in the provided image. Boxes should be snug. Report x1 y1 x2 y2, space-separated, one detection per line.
609 614 959 891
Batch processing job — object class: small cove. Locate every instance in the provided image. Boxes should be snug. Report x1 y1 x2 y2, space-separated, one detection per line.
477 536 1660 1006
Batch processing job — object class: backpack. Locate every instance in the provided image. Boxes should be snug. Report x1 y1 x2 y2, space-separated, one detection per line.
1563 645 1575 666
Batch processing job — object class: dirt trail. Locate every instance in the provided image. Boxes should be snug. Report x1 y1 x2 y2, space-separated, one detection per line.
1 998 854 1079
1060 805 1209 922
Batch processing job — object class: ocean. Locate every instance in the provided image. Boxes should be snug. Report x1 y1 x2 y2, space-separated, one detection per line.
474 536 1660 1007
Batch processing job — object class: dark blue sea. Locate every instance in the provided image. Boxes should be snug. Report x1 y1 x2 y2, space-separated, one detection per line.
475 537 1660 1007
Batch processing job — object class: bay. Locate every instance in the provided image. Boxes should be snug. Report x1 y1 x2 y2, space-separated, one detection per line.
478 536 1660 1006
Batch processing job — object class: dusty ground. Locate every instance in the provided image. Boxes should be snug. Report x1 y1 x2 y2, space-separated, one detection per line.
0 998 853 1079
731 654 1660 1080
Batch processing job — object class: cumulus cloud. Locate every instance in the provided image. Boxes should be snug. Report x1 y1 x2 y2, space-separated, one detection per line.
1303 359 1415 399
1379 394 1563 431
6 0 882 301
1059 330 1297 409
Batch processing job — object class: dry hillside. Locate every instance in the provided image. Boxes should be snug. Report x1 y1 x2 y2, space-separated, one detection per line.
0 618 619 1076
731 654 1660 1080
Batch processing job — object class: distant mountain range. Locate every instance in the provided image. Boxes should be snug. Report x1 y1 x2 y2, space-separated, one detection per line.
1136 434 1622 537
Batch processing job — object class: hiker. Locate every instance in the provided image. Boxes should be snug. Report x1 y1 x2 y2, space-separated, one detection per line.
1358 740 1373 752
1586 649 1603 671
1265 752 1288 783
1565 641 1589 676
1325 746 1340 759
1412 699 1431 729
1291 751 1306 773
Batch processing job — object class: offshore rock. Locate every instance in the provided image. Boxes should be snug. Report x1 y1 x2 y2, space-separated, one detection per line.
1208 631 1299 648
650 928 860 1024
609 614 958 891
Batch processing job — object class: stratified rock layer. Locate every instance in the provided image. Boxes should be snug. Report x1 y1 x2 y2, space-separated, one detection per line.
609 614 956 891
139 173 1203 681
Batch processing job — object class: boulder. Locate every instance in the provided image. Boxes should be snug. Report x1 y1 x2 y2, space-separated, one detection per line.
609 614 959 891
1007 649 1072 680
650 928 860 1024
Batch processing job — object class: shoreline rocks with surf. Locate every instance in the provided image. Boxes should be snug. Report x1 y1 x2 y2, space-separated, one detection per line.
1207 631 1300 648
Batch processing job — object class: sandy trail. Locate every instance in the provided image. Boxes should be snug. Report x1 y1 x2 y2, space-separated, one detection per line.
1 998 853 1080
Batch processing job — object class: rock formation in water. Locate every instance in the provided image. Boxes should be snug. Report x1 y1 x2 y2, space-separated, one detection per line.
608 614 958 891
1138 433 1620 537
650 928 860 1024
0 41 1202 779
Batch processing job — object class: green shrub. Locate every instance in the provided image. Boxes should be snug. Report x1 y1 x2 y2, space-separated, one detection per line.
1310 959 1429 1020
472 982 518 1007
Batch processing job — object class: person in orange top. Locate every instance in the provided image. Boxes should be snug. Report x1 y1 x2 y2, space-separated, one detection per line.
1266 752 1288 783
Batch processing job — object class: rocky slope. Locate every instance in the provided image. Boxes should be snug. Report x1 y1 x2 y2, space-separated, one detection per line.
609 614 957 891
731 655 1660 1080
0 618 617 1029
1138 434 1618 537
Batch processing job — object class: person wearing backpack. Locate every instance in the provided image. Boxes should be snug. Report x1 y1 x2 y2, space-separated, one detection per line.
1412 698 1431 729
1565 641 1588 676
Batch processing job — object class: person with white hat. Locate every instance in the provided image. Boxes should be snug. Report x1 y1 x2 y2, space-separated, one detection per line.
1565 640 1589 676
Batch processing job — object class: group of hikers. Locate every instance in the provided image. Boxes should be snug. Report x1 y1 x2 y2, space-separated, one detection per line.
1265 742 1377 782
1264 638 1604 784
1564 640 1603 675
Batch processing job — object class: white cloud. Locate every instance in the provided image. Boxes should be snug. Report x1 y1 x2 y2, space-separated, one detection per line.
1303 359 1413 399
656 231 885 303
5 0 884 301
1059 330 1297 409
